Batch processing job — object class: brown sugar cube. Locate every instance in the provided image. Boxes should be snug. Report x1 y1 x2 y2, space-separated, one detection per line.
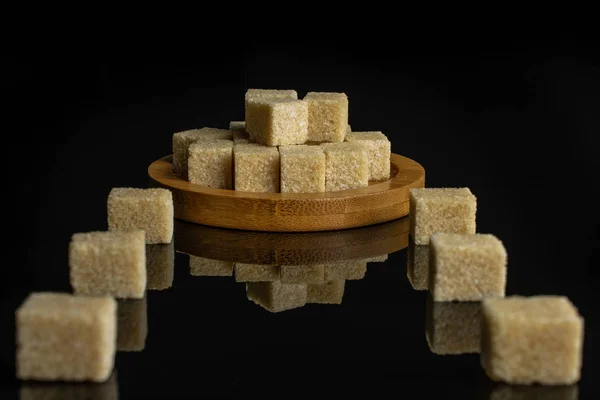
244 89 300 144
229 121 251 144
235 263 279 282
304 92 348 142
190 256 233 276
117 298 147 352
69 231 146 299
425 295 481 355
279 145 325 193
307 280 345 304
365 254 388 263
321 142 368 191
245 98 308 146
409 187 477 245
245 89 298 143
234 144 280 192
229 120 246 131
172 128 234 178
430 233 507 301
481 296 584 385
347 124 352 133
188 140 233 189
16 293 116 382
280 265 325 284
246 280 307 313
489 384 579 400
346 131 391 181
20 370 119 399
324 260 367 281
233 130 251 144
245 88 298 101
107 187 173 244
146 243 174 290
407 239 429 291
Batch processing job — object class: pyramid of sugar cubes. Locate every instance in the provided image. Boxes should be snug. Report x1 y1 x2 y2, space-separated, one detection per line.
172 89 392 193
408 187 584 385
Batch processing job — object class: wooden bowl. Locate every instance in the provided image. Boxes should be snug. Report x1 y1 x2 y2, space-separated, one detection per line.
174 217 409 265
148 153 424 232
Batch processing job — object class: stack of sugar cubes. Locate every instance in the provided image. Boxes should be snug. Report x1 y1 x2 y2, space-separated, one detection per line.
16 188 175 383
409 188 584 386
172 89 391 193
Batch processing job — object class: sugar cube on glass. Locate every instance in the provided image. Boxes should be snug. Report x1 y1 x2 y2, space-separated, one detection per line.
409 188 477 245
481 296 584 385
16 293 116 382
69 231 146 299
107 187 173 244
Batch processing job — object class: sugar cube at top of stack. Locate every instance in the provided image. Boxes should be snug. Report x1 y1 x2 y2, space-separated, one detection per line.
245 89 308 146
245 89 349 146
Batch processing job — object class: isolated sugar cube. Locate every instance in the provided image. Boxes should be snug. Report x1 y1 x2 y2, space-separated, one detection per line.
188 140 233 189
246 280 307 313
69 231 146 299
16 293 116 382
172 128 234 178
429 233 507 301
279 145 325 193
407 239 429 291
146 243 174 290
234 144 280 192
235 263 279 282
190 256 233 276
409 188 477 245
307 280 345 304
426 296 481 355
321 142 368 191
324 260 367 280
107 187 173 244
305 92 348 142
117 298 147 352
481 296 584 385
245 98 308 146
280 265 325 284
346 131 391 181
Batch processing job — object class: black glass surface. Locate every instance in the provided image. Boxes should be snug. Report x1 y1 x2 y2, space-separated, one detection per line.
3 38 599 398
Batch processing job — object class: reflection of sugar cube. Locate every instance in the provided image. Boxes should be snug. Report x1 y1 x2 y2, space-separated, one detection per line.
307 280 345 304
246 281 307 312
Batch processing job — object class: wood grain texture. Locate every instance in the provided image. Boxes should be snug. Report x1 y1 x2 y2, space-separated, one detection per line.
174 217 409 265
148 153 424 232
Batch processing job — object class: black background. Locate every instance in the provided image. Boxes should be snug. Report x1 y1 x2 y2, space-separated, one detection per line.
2 37 599 397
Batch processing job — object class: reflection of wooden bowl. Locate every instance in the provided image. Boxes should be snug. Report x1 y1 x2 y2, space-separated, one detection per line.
174 217 409 265
148 154 424 232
